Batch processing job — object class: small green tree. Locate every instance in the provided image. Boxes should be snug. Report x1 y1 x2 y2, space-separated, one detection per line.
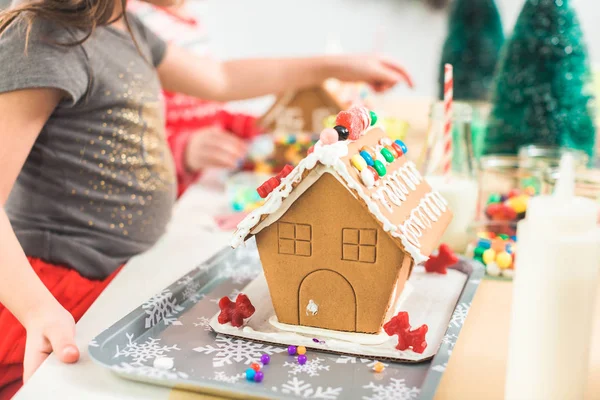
484 0 596 158
438 0 504 101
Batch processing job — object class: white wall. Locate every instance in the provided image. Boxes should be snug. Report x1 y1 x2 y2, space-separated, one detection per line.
197 0 600 98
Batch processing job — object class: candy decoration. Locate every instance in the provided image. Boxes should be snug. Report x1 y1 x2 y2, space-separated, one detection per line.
496 251 512 269
372 160 386 177
351 154 368 172
385 145 398 158
379 137 393 146
491 238 506 252
246 368 256 381
369 110 378 126
487 193 502 204
380 147 395 163
394 140 408 155
486 261 501 277
335 111 362 140
297 346 307 355
359 150 375 166
250 362 261 372
482 249 496 265
424 244 458 274
320 128 339 145
391 142 404 157
442 63 453 177
217 294 256 327
253 371 264 383
360 146 377 159
276 164 294 180
297 354 308 365
260 354 271 365
333 125 349 141
287 345 297 355
307 145 315 154
383 311 428 353
360 167 377 188
257 177 281 199
373 362 385 373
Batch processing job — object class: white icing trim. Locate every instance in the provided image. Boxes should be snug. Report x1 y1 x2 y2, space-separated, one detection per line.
231 134 449 264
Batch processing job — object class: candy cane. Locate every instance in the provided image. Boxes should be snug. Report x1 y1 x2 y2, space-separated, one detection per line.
442 64 453 177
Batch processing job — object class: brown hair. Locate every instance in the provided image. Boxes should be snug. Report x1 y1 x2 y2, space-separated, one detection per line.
0 0 133 48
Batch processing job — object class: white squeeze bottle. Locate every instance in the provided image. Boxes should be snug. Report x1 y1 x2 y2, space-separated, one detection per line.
505 154 600 400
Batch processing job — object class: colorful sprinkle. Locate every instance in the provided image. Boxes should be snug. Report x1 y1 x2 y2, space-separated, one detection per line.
360 146 376 159
385 145 398 158
360 150 375 166
260 354 271 365
297 354 308 365
482 249 496 265
496 251 512 269
351 154 368 172
245 368 256 381
287 345 297 355
250 362 261 372
380 147 395 163
297 346 307 355
369 110 378 126
391 142 404 157
361 167 376 188
373 362 385 373
253 371 264 383
394 139 408 154
372 160 386 177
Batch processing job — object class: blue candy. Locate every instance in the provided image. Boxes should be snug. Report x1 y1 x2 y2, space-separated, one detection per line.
246 368 256 381
477 239 492 249
359 150 375 166
394 140 408 154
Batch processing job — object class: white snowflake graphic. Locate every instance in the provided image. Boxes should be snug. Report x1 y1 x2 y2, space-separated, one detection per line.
209 288 242 304
432 363 447 373
272 377 342 399
441 333 459 354
330 356 389 369
142 289 185 328
283 357 330 377
210 370 245 384
112 362 188 380
218 259 260 285
362 378 420 400
177 276 205 303
114 333 180 367
450 303 470 328
193 316 212 331
192 334 285 368
89 340 99 348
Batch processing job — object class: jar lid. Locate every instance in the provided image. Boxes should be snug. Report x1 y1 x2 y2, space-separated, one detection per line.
518 145 588 169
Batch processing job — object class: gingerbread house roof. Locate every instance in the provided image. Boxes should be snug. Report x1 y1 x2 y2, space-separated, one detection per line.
231 127 453 264
258 79 371 130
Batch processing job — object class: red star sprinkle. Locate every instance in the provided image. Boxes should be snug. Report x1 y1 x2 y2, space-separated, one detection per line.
424 243 458 274
383 312 428 354
218 293 256 327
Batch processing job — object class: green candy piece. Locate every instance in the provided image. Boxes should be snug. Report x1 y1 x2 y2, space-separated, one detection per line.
373 160 386 177
369 110 378 126
473 246 486 258
380 148 395 163
498 234 510 240
487 193 502 204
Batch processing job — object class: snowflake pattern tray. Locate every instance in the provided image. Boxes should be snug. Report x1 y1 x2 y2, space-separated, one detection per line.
89 239 484 400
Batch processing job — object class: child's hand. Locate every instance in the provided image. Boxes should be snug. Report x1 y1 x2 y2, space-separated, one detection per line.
24 304 79 381
327 54 414 92
185 127 249 172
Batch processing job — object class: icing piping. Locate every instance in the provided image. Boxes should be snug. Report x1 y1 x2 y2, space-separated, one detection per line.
371 163 423 212
231 135 449 264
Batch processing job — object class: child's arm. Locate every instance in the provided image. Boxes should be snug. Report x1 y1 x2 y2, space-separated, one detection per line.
157 46 412 102
0 88 79 380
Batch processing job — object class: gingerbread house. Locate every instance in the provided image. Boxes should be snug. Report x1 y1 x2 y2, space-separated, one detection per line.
231 127 452 334
258 79 371 134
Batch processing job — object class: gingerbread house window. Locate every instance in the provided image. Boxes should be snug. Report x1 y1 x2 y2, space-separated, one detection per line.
278 222 312 257
342 228 377 263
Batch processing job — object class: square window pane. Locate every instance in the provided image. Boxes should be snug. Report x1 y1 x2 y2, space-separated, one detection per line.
360 229 377 246
296 241 312 256
359 245 376 263
295 224 312 241
342 244 359 261
278 222 295 239
278 238 295 254
342 228 359 244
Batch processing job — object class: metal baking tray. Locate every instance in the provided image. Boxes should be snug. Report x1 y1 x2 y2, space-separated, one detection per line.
89 238 484 399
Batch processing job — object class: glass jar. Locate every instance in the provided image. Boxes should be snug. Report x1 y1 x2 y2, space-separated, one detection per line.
517 145 589 170
543 168 600 205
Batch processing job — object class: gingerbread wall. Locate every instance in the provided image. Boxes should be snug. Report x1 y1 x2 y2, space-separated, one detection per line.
255 173 408 334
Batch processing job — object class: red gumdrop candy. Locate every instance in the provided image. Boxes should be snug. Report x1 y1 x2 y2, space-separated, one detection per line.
486 203 517 221
218 293 256 327
335 111 363 140
383 311 428 353
277 164 294 180
256 177 281 199
424 244 458 274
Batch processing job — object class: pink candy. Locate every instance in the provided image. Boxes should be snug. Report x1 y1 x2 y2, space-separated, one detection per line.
320 128 339 145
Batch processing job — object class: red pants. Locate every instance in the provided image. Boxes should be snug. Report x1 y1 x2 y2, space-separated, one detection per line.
0 258 120 400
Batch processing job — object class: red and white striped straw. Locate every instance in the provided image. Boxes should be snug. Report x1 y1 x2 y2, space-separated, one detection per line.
442 64 453 177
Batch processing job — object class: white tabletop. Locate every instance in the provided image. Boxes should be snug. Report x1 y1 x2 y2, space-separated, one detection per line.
14 174 234 400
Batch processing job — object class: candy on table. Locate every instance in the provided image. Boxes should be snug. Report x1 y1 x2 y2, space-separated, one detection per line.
260 354 271 365
253 371 264 383
424 243 458 274
383 311 428 354
470 232 517 277
250 362 261 372
287 345 297 355
485 187 536 221
217 294 255 327
297 346 307 355
245 368 256 381
297 354 308 365
373 362 385 373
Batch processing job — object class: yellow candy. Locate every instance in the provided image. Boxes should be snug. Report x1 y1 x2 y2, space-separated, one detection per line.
482 249 496 265
297 346 307 355
506 195 528 214
255 162 272 174
496 251 512 269
373 362 385 373
351 154 368 172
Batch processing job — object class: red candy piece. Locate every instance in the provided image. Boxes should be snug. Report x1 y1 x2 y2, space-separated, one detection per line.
335 111 363 140
424 244 458 274
486 203 518 221
383 312 428 354
256 177 281 199
507 189 521 198
277 164 294 180
218 293 256 327
307 145 315 154
391 142 404 157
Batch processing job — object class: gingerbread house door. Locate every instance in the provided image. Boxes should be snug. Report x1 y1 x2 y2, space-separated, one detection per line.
298 270 356 332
